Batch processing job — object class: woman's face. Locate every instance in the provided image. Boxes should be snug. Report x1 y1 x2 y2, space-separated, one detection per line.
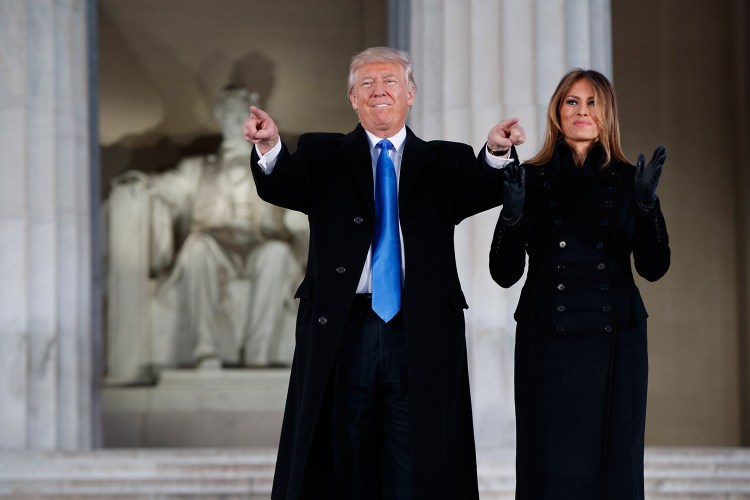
560 78 600 147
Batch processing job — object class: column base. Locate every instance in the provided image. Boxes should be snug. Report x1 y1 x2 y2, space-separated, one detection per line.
102 368 289 448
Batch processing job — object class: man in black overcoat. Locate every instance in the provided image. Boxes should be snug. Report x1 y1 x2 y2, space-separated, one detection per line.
242 47 525 500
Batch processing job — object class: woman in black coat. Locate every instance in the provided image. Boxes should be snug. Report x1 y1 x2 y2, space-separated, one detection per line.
489 69 670 499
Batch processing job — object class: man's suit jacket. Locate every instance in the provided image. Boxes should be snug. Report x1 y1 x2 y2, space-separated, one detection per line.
251 124 504 500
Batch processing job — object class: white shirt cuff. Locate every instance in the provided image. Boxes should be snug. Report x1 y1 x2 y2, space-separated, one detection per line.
255 140 283 174
484 145 514 169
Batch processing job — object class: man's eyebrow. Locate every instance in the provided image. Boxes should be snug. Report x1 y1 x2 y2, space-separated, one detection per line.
361 72 399 79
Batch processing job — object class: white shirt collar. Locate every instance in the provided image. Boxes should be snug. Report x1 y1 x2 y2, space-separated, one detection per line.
364 126 407 154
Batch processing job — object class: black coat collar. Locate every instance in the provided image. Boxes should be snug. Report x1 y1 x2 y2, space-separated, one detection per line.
552 139 608 175
336 123 434 215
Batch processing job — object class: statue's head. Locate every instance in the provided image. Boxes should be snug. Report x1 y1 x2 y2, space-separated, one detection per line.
213 86 260 141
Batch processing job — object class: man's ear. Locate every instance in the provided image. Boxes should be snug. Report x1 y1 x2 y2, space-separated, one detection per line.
406 89 415 107
349 92 358 111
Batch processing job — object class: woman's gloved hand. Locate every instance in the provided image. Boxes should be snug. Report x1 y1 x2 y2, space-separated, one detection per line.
634 144 666 214
501 161 526 225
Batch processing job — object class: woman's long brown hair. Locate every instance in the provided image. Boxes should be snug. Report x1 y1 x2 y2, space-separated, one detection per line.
526 68 629 167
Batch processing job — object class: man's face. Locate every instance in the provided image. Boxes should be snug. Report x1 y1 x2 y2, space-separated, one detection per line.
349 61 414 138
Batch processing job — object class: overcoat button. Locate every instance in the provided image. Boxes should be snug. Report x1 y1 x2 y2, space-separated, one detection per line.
600 283 609 291
597 262 606 270
557 283 566 291
548 200 558 207
555 325 566 333
335 266 346 274
604 324 613 333
557 263 566 271
559 241 567 248
318 316 328 325
602 305 612 312
604 200 614 208
554 218 564 227
556 305 566 312
608 186 616 193
596 241 605 250
543 182 551 189
353 216 364 224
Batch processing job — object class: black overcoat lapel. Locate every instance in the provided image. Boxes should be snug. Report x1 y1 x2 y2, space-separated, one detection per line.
337 124 434 212
337 124 376 217
398 126 433 205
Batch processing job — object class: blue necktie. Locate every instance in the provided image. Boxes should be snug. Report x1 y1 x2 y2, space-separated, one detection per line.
372 139 401 322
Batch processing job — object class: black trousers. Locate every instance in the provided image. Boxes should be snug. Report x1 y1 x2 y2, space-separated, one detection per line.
333 295 412 500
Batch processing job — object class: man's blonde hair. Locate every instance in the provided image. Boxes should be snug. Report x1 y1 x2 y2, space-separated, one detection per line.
347 47 417 98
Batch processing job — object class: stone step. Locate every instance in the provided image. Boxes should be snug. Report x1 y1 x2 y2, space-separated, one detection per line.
643 447 750 499
0 447 748 499
0 449 276 499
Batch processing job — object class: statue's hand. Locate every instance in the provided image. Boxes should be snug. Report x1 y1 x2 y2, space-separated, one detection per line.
112 169 149 187
243 106 280 155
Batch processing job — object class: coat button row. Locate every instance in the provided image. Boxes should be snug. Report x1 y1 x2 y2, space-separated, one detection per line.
603 200 614 209
318 316 328 325
353 216 364 224
559 242 606 251
556 305 611 314
555 325 612 333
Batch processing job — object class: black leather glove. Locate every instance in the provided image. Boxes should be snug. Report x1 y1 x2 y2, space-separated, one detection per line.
501 161 525 224
634 144 666 214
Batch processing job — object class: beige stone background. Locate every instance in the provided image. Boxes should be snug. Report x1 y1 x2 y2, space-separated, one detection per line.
613 0 749 446
98 0 750 448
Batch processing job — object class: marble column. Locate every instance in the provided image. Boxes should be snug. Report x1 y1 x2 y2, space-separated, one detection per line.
408 0 612 447
0 0 98 450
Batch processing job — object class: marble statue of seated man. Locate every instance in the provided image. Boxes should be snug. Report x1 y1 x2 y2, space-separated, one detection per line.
106 87 307 380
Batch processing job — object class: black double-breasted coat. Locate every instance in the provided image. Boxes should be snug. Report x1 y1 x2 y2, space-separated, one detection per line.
251 124 504 500
489 141 670 499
